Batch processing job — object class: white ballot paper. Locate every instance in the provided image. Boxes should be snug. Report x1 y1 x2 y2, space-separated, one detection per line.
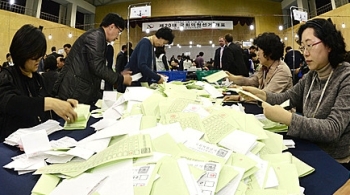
131 73 143 81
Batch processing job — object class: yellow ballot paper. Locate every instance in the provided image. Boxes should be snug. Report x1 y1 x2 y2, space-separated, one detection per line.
203 70 228 83
35 134 153 177
64 104 91 130
215 165 239 193
291 155 315 177
150 156 190 195
133 162 161 195
31 174 60 195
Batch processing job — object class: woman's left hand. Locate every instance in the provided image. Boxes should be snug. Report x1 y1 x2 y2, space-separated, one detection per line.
262 102 292 125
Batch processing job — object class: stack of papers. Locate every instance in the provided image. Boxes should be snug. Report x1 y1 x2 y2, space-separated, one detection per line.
1 83 316 195
64 104 91 130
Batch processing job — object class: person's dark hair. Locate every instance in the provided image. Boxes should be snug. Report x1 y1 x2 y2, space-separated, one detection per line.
155 46 165 58
121 45 127 50
344 51 350 64
297 18 346 68
155 27 174 44
10 24 46 69
250 52 257 58
100 13 125 30
63 43 71 48
51 46 56 52
199 52 204 56
44 55 57 71
128 42 133 48
249 45 256 50
253 32 284 61
285 46 292 52
224 34 233 43
6 53 11 58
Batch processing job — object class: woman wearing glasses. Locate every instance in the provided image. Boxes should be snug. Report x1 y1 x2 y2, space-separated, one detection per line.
0 24 78 141
242 18 350 169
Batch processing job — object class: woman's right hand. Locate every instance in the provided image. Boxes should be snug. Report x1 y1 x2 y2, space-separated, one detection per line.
45 97 78 123
240 86 267 102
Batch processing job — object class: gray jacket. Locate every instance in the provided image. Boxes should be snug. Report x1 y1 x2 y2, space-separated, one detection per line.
53 27 124 105
266 62 350 159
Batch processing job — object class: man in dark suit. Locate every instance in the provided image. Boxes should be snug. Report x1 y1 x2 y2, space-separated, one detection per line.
284 46 304 84
115 44 128 73
222 34 249 77
213 37 225 70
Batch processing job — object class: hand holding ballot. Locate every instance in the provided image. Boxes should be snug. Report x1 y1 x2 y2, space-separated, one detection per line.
45 98 78 123
121 70 132 85
262 102 292 126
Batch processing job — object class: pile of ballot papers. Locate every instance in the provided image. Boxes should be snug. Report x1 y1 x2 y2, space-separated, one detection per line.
3 81 314 195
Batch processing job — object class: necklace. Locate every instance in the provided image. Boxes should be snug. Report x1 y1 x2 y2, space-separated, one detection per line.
303 70 333 118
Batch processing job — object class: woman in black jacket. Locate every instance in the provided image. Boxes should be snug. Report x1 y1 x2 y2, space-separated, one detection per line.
0 24 78 141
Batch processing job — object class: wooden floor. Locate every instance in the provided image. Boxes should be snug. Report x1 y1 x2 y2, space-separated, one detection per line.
334 179 350 195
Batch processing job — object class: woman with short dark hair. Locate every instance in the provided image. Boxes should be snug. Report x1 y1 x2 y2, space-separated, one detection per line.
0 24 78 141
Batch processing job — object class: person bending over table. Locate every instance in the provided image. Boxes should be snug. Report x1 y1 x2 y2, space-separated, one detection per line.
53 13 132 105
125 27 175 86
224 32 292 102
240 18 350 170
0 24 78 142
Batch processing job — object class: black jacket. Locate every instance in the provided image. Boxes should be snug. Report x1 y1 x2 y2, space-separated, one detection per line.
115 51 127 73
284 50 304 70
222 43 249 77
0 66 50 141
53 27 124 105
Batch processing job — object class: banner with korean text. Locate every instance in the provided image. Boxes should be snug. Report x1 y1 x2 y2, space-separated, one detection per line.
142 21 233 32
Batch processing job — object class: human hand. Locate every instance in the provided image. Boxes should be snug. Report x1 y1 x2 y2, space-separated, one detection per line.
157 75 165 84
223 95 240 102
46 98 78 123
121 71 132 85
67 99 78 108
262 102 292 125
225 71 235 81
240 86 266 102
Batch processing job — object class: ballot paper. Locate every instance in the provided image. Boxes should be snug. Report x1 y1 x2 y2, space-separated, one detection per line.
4 120 62 146
203 71 228 83
21 130 52 157
227 87 266 103
131 73 142 81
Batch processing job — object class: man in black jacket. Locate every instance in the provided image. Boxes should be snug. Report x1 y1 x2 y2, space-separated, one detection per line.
213 37 225 70
222 34 249 77
53 13 132 105
115 44 128 73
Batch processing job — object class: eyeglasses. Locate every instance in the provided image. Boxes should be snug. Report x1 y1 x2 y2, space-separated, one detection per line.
117 26 123 36
299 41 322 53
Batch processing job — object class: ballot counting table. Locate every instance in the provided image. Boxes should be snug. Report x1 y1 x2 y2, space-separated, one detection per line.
0 103 349 195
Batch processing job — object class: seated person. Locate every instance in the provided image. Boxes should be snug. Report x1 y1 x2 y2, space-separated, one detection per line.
0 24 78 141
241 18 350 169
224 32 292 101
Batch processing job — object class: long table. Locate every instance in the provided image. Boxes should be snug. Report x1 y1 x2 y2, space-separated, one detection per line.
0 105 349 195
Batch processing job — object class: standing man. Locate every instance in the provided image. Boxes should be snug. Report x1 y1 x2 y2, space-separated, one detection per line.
195 52 204 68
213 37 225 70
125 27 174 85
53 13 132 105
63 43 71 56
115 44 128 73
222 33 249 77
284 46 304 84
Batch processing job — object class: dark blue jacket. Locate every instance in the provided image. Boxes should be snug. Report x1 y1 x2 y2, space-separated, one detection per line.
125 38 161 83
